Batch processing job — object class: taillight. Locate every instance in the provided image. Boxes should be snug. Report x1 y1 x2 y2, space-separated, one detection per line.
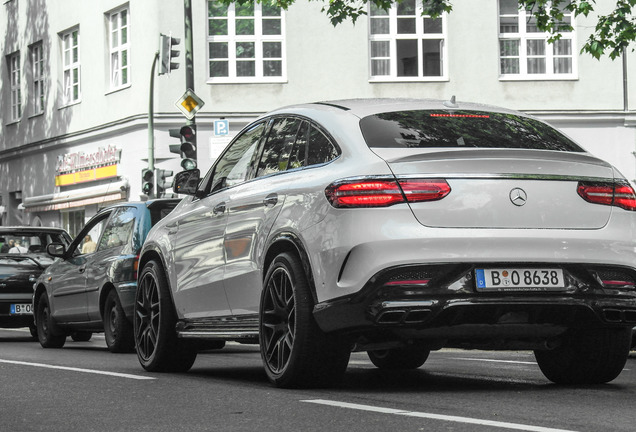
577 181 636 211
326 180 404 208
133 255 140 280
325 178 451 208
399 179 451 202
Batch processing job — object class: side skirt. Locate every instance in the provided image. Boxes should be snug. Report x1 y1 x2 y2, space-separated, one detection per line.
176 314 259 343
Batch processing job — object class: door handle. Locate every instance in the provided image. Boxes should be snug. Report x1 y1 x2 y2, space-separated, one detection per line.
78 266 86 273
213 202 226 215
263 194 278 207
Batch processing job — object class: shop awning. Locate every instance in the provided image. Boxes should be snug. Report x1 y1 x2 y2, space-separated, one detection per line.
22 180 129 212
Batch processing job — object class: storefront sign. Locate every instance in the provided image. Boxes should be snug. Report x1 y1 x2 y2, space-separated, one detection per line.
55 145 121 186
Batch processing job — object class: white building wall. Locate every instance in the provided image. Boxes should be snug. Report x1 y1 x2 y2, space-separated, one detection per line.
1 0 636 228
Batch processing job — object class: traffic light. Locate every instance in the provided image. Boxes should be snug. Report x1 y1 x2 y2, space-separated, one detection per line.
141 168 154 196
179 125 197 170
155 169 174 197
158 33 180 75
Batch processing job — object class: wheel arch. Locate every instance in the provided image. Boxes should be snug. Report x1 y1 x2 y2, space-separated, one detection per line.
98 282 117 318
138 246 180 315
138 246 168 279
33 283 48 315
264 232 318 303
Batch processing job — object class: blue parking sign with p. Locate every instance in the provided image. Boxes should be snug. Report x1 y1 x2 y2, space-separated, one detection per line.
214 120 229 136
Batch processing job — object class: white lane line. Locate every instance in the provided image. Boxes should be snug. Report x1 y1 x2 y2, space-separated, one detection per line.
301 399 578 432
452 357 537 365
0 359 155 380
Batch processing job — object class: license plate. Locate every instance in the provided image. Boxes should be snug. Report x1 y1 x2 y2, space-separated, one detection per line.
475 268 565 291
10 304 32 315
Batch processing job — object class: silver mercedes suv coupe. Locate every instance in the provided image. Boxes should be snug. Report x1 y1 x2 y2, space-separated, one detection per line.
134 99 636 388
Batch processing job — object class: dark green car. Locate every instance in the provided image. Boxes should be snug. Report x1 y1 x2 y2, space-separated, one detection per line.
33 199 179 352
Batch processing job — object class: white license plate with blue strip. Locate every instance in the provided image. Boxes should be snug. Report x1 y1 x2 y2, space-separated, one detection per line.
10 303 32 315
475 268 565 291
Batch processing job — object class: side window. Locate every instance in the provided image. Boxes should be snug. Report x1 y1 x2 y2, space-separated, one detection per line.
98 207 136 250
256 117 301 177
209 122 265 193
307 125 339 166
288 121 309 169
78 217 109 255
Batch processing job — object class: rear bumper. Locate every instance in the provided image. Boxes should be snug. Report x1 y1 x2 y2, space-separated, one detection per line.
313 263 636 348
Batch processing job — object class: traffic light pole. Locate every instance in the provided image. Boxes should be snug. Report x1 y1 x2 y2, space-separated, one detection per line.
184 0 197 161
146 50 159 198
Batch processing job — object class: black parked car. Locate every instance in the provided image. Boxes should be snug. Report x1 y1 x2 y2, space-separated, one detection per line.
33 199 179 351
0 227 72 337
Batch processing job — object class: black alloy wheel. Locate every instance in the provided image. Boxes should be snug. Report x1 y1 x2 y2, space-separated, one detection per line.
259 252 351 388
36 295 66 348
103 290 134 353
134 259 197 372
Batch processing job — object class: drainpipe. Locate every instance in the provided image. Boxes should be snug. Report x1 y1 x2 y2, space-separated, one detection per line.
623 48 628 112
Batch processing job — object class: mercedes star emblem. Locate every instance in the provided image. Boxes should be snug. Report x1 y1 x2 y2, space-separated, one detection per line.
509 188 527 206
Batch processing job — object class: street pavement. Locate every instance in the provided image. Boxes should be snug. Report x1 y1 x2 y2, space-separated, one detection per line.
1 328 635 432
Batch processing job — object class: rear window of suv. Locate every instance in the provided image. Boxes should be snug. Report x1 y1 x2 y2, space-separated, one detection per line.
360 110 584 152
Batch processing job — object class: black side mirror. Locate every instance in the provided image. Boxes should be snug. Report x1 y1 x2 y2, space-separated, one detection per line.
46 243 66 258
173 169 201 196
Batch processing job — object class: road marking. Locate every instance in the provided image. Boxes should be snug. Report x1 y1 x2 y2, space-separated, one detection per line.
452 357 537 365
0 359 155 380
301 399 578 432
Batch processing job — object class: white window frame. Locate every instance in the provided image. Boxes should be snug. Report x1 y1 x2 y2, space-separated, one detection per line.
368 1 448 82
498 0 577 80
108 6 130 90
61 27 81 105
8 51 21 122
31 42 45 115
206 1 286 83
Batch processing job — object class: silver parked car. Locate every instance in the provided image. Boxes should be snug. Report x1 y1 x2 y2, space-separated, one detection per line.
134 99 636 387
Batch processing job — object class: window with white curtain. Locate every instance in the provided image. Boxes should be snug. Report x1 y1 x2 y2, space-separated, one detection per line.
108 7 130 89
207 0 285 83
369 0 447 81
8 51 21 121
31 42 45 115
499 0 576 79
61 27 81 105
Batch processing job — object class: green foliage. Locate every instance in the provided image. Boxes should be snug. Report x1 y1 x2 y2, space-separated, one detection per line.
213 0 636 60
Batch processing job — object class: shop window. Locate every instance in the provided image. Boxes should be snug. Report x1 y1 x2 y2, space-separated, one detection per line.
62 209 85 239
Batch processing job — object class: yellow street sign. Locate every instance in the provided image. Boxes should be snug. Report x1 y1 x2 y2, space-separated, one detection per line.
175 89 205 119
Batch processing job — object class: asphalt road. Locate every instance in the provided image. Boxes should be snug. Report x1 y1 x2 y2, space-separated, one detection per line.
1 327 635 432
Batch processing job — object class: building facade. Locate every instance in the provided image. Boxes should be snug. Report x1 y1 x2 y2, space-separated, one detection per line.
1 0 636 236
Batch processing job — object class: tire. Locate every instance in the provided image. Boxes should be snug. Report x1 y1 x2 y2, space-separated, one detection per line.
29 325 38 340
197 340 226 351
71 331 93 342
534 327 631 384
367 346 430 370
259 252 351 388
36 295 66 349
134 259 197 372
103 290 134 353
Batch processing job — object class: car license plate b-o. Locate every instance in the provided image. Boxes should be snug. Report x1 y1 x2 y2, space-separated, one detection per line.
10 304 32 315
475 268 565 291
